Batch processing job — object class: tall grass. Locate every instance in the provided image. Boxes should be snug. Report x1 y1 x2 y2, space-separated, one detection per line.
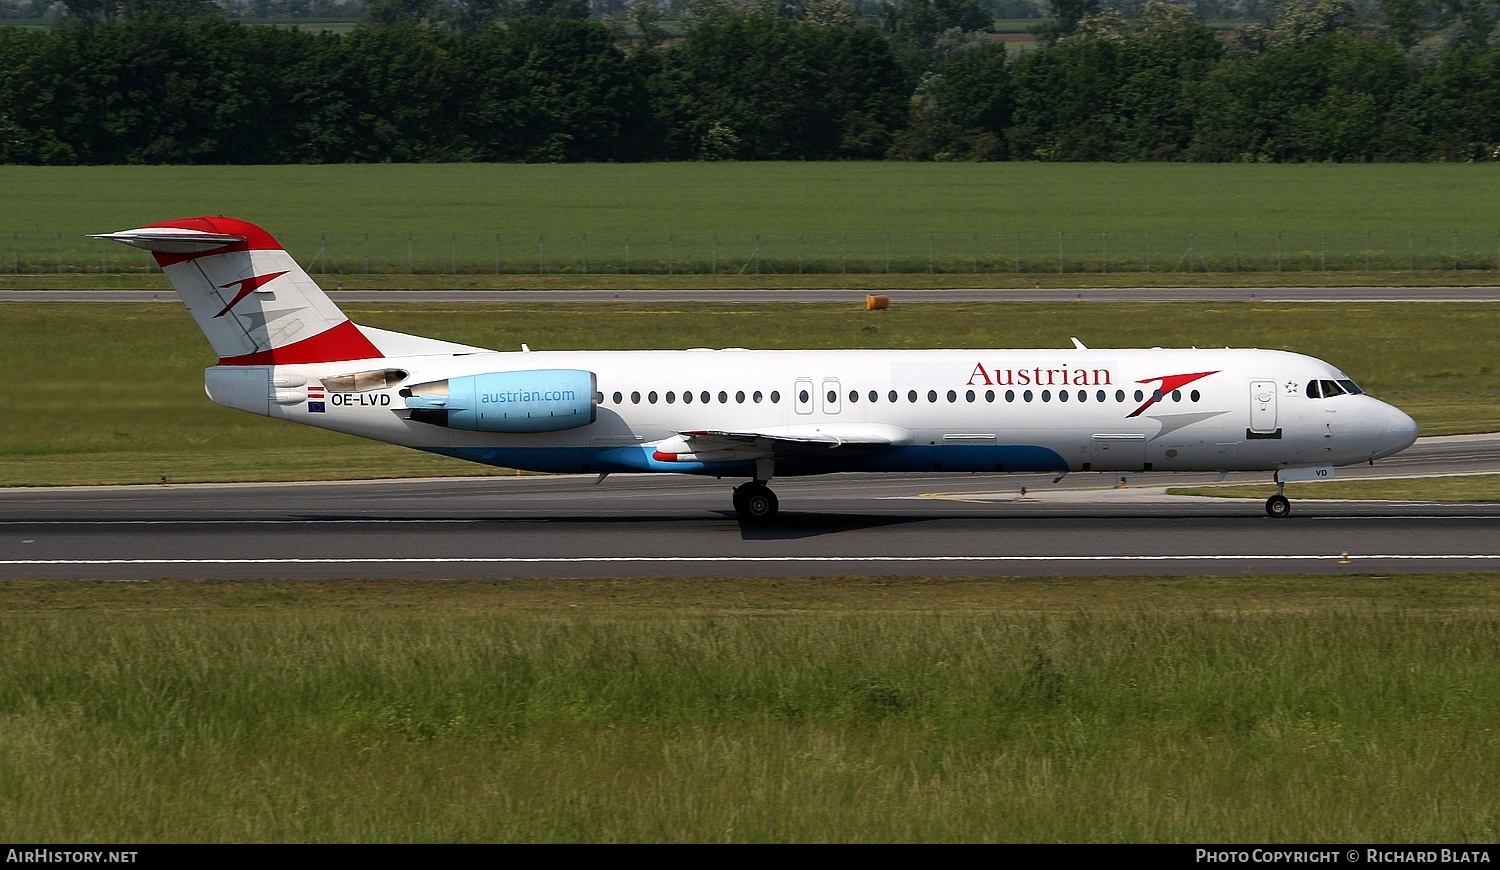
2 579 1497 841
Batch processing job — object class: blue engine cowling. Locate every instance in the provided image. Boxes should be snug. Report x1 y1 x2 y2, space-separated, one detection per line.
403 369 596 433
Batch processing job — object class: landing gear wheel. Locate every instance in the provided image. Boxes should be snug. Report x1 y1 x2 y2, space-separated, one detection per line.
734 482 779 523
1265 494 1291 518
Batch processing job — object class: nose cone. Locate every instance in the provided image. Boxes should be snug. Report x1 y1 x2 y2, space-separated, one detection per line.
1375 403 1419 459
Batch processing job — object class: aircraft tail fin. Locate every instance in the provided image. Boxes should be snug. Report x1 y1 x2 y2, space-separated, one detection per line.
92 217 385 366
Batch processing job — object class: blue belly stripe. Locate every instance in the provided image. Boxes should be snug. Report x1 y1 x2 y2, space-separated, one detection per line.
420 444 1069 476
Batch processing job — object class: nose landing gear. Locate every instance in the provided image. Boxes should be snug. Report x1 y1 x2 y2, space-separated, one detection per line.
1266 479 1291 518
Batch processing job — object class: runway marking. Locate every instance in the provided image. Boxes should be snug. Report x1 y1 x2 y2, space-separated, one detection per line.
2 512 1499 527
5 554 1500 567
0 519 492 525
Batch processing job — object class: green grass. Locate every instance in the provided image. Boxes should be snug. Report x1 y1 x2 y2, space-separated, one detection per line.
10 269 1500 290
2 575 1498 842
7 164 1500 275
2 300 1494 485
2 162 1498 236
1171 475 1500 502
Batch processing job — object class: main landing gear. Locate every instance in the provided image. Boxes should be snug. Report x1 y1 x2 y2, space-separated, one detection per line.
733 481 779 523
1266 479 1291 518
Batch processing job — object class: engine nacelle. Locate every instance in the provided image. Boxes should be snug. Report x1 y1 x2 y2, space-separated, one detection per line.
403 369 596 433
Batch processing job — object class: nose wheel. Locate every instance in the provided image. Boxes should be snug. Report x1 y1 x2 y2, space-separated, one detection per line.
733 482 779 523
1265 479 1291 518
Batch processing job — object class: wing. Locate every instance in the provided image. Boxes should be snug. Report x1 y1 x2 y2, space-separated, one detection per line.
651 423 913 464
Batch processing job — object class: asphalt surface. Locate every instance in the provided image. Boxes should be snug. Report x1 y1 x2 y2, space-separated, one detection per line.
5 286 1500 303
3 434 1496 580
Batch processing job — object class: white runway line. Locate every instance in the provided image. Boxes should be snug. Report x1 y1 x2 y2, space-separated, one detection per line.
6 554 1500 567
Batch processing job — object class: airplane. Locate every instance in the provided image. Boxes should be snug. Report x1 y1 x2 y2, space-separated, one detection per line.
92 216 1420 522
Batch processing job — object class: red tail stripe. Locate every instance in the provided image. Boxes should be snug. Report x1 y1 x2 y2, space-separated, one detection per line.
218 320 383 366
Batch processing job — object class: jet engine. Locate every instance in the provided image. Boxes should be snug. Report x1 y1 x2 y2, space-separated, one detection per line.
402 369 596 433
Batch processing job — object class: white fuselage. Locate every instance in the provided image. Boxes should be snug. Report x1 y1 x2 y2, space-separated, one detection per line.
207 345 1419 480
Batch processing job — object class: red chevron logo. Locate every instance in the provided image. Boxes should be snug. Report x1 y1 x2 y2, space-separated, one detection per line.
214 270 289 318
1126 370 1219 418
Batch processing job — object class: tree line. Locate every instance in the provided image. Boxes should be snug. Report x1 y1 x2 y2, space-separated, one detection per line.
2 1 1499 164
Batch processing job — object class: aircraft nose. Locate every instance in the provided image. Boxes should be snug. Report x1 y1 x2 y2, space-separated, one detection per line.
1376 403 1419 458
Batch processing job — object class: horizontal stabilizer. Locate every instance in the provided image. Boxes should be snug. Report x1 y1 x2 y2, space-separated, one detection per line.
88 228 246 254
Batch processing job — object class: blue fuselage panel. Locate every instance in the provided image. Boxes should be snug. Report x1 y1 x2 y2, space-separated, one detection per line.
421 444 1069 477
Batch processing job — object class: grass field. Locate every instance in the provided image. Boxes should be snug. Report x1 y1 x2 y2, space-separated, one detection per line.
2 575 1497 843
8 269 1500 291
2 300 1495 486
7 164 1500 275
7 163 1499 236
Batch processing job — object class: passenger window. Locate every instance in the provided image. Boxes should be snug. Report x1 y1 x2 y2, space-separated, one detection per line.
966 390 975 403
718 391 727 403
1134 390 1144 402
770 391 780 403
1023 390 1033 402
928 390 938 403
631 391 641 404
1058 389 1068 403
735 391 745 403
908 390 918 403
648 391 658 404
848 390 858 403
612 391 622 404
799 389 810 403
869 391 878 403
1190 390 1200 402
1172 390 1181 401
666 391 676 404
946 390 957 403
1116 390 1125 402
888 390 898 403
682 391 692 404
753 391 763 403
986 390 995 402
701 391 710 404
1006 390 1015 402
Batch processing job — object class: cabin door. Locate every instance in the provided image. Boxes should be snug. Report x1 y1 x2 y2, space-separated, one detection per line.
821 379 842 415
794 379 814 415
1249 380 1278 435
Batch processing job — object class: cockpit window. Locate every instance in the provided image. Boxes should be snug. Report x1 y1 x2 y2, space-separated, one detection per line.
1308 379 1358 399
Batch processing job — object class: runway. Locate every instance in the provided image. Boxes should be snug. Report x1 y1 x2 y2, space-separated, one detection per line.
4 434 1497 580
4 287 1500 303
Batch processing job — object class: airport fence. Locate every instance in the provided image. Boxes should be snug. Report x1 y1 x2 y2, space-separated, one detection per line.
13 229 1500 276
